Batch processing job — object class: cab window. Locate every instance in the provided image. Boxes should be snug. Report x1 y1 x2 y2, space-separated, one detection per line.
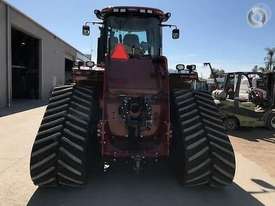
106 16 161 57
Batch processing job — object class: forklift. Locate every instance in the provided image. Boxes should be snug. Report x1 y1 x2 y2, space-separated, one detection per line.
204 63 275 130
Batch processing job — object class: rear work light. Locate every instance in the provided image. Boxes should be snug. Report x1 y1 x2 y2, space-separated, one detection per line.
140 9 146 13
108 7 164 17
127 8 138 12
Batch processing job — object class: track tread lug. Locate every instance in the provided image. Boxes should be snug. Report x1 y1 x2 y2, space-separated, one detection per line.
172 89 235 187
30 85 98 187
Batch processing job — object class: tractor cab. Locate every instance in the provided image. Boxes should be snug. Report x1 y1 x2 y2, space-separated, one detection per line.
83 7 179 64
81 7 179 95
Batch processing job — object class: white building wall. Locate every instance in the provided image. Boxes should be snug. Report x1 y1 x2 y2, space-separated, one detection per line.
0 2 7 107
0 1 85 107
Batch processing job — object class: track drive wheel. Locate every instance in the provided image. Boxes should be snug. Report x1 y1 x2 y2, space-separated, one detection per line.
30 85 98 187
266 112 275 131
171 89 236 187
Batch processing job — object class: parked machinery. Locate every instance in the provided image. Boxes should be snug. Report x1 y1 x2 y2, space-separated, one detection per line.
30 7 235 187
205 63 275 130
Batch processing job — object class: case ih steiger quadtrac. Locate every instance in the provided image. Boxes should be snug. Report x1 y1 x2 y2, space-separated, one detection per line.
30 7 236 187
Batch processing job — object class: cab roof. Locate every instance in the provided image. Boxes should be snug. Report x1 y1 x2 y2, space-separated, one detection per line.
95 6 170 22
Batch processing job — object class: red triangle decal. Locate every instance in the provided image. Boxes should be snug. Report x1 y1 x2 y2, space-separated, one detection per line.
111 43 129 60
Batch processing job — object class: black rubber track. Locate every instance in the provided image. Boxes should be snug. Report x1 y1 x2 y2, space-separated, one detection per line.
30 85 98 187
171 89 236 187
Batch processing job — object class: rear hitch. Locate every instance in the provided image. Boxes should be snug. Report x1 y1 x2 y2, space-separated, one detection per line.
132 154 143 174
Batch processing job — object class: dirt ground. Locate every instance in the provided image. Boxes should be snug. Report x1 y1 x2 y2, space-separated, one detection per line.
229 129 275 178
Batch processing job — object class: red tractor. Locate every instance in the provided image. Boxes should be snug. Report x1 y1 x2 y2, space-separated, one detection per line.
30 7 235 187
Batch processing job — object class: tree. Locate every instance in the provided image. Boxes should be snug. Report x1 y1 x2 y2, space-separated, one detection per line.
209 68 225 78
265 48 275 71
252 65 266 72
259 66 266 72
252 65 258 72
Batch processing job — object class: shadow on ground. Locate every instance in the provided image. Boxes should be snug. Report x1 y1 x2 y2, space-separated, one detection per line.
248 178 275 195
27 164 264 206
0 99 47 117
229 128 275 143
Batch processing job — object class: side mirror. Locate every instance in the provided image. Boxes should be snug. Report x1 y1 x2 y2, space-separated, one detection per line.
82 25 90 36
172 28 180 39
176 64 185 73
86 61 95 68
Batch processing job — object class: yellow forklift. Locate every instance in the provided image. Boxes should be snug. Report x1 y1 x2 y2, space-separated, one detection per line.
204 63 275 130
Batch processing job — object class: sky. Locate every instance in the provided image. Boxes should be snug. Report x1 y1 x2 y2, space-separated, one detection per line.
5 0 275 78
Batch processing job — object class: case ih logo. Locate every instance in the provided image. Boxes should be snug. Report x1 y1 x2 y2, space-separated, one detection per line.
247 3 272 28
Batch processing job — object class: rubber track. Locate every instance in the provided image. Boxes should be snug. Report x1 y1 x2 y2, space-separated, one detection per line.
30 85 97 187
172 89 235 187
